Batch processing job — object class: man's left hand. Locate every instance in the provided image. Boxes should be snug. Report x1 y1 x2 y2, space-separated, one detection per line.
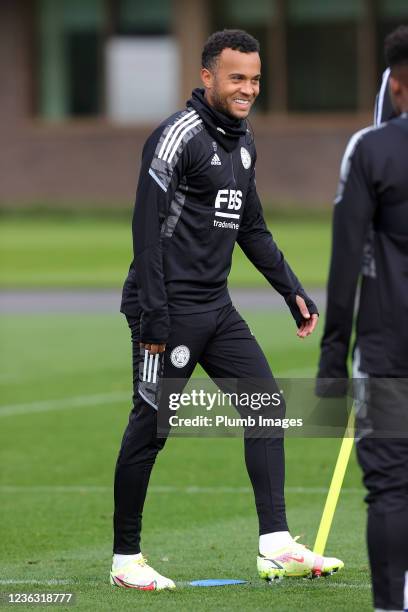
295 295 319 338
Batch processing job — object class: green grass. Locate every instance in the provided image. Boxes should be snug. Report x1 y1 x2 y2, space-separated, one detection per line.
0 312 371 611
0 216 331 288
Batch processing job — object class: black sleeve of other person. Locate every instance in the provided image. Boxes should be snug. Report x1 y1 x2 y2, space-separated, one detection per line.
237 163 318 327
317 137 377 385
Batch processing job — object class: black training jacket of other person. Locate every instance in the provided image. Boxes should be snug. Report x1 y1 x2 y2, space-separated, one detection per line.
121 88 317 344
318 98 408 380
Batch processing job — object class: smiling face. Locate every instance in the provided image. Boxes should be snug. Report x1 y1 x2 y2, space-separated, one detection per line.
201 48 261 120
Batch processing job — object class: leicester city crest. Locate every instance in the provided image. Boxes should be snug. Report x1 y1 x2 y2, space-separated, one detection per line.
240 147 251 169
170 345 190 368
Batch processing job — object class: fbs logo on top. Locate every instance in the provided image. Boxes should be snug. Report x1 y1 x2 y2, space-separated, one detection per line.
214 189 243 211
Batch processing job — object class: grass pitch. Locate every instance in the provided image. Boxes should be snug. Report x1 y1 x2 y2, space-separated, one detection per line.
0 312 371 611
0 216 331 288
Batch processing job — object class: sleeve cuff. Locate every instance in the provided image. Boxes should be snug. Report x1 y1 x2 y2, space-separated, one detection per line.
140 309 170 344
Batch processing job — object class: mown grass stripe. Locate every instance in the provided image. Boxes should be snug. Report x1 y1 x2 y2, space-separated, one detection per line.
0 485 363 494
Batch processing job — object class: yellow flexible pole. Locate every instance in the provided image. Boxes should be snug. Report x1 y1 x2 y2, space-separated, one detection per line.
313 410 355 555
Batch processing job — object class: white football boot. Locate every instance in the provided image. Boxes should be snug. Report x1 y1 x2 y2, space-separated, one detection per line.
258 536 344 580
110 555 175 590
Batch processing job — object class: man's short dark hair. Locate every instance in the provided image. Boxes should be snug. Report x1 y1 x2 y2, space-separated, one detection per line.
385 25 408 68
202 29 260 70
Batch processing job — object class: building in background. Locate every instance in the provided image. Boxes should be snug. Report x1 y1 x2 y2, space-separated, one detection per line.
1 0 407 208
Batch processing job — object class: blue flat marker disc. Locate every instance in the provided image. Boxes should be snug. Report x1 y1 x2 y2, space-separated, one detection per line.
189 579 247 587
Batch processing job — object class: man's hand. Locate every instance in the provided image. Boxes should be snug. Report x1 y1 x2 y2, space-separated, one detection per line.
140 343 166 354
295 295 319 338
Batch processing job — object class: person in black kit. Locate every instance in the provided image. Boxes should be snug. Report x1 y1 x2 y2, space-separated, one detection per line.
317 26 408 612
111 29 343 590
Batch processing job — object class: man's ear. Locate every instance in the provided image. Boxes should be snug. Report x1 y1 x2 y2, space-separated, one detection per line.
389 74 402 98
201 67 214 90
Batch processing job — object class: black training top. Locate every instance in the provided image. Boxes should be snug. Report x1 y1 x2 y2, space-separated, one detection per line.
318 71 408 379
121 88 317 344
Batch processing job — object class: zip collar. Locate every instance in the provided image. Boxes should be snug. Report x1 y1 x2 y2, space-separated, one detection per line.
187 88 247 153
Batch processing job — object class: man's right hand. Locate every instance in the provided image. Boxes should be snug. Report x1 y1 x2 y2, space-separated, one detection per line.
140 343 166 354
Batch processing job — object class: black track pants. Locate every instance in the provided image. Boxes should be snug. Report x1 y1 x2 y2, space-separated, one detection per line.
356 437 408 611
113 304 288 553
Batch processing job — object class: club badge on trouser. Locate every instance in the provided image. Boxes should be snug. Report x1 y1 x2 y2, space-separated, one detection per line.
170 345 190 368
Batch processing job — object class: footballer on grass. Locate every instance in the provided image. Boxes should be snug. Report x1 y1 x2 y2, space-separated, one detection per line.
111 29 342 590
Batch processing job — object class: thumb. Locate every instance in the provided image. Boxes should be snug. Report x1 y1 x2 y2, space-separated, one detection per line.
296 295 310 319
